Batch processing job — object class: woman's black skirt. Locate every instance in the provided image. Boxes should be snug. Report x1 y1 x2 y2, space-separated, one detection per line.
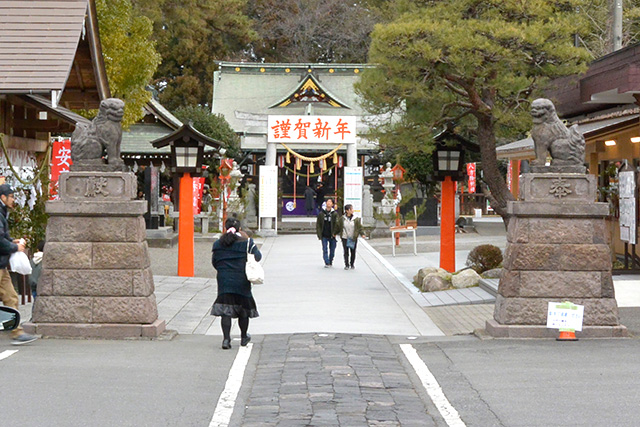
211 293 259 318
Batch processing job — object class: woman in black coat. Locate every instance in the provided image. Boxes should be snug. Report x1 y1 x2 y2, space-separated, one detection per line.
211 217 262 349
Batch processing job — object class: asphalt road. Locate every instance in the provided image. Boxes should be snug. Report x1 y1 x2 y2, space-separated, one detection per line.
0 335 237 427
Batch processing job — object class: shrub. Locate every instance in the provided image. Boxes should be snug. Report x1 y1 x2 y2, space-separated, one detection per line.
466 244 503 274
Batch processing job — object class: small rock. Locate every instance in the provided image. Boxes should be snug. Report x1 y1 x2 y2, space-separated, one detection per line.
482 268 503 279
422 273 450 292
451 268 481 289
414 267 440 286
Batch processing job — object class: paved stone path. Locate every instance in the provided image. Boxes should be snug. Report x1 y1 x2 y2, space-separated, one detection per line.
240 334 438 426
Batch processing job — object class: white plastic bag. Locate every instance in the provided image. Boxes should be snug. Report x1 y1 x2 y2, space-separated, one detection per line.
9 251 32 275
245 241 264 285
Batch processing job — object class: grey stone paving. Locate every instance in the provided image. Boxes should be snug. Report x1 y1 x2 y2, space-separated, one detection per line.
241 333 438 426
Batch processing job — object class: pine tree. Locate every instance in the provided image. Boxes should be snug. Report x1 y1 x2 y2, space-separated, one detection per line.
356 0 592 223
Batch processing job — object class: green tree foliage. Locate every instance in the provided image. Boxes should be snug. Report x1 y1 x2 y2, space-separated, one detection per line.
173 106 241 158
246 0 381 63
134 0 256 110
95 0 161 128
356 0 591 222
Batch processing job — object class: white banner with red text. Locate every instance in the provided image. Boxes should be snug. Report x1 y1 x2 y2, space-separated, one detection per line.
268 115 356 144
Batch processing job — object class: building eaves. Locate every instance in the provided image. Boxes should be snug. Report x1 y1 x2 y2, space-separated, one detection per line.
0 0 88 93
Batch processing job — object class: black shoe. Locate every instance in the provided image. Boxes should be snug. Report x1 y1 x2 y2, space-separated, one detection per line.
344 266 350 270
241 334 251 346
222 339 231 350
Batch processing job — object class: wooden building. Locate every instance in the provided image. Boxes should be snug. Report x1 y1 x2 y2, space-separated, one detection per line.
0 0 109 165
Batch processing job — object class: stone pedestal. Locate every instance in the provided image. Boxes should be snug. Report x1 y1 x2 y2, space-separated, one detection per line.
25 172 166 339
486 173 627 338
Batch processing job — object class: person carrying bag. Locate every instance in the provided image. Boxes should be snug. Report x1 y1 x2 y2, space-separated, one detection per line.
211 217 262 350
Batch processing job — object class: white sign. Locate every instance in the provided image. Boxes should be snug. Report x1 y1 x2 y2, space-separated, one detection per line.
619 170 636 245
259 166 278 218
344 167 363 217
268 115 356 144
546 302 584 331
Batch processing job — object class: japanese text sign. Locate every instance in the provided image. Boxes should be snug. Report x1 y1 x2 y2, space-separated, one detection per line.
268 115 356 144
547 301 584 331
466 162 476 193
50 139 72 200
193 177 205 215
619 170 636 245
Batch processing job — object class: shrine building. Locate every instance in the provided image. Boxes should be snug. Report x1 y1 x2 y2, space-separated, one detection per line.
211 62 382 218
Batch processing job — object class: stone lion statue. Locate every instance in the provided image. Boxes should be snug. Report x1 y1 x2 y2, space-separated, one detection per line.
71 98 126 171
530 98 585 171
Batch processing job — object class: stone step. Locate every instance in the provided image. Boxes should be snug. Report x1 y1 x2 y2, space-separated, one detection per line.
479 278 499 297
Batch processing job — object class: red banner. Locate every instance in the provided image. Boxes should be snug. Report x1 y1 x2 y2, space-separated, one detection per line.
193 177 205 214
50 139 72 200
466 162 476 193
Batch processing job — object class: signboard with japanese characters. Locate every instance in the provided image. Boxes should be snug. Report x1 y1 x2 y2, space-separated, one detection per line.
268 115 356 144
547 301 584 331
344 167 363 217
466 162 476 193
259 166 278 218
619 170 636 245
193 177 205 215
50 138 72 200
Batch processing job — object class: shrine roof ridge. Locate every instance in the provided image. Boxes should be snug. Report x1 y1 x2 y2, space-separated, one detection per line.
216 61 373 74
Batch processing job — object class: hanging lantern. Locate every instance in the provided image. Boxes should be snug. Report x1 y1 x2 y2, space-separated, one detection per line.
278 155 284 168
133 161 139 173
338 156 343 168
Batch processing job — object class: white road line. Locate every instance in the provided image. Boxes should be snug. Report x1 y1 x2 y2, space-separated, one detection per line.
209 343 253 427
0 350 18 361
400 344 466 427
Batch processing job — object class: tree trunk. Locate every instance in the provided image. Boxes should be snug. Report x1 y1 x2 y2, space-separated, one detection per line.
476 114 514 229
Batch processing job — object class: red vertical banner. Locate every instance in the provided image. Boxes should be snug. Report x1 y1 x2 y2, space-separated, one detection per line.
466 162 476 193
193 177 205 214
49 139 72 200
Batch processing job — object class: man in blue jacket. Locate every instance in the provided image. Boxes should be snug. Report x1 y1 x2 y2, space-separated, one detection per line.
0 184 38 345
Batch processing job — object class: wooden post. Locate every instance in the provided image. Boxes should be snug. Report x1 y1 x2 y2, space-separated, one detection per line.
177 173 194 277
440 176 456 272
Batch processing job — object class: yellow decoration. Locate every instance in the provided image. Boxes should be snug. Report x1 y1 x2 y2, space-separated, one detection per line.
260 68 265 73
286 151 290 163
296 158 302 170
310 162 315 173
333 152 338 163
280 143 343 162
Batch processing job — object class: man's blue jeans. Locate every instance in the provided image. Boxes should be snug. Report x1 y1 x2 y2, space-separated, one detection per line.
321 237 337 266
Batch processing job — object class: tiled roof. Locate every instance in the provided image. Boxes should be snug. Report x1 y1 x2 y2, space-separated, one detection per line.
0 0 88 93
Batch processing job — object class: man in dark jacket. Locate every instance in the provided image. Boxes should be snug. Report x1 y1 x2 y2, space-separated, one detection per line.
304 186 316 216
315 183 325 213
316 198 339 267
0 184 38 345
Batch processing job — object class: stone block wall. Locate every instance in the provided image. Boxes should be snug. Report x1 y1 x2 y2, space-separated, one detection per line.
491 173 624 332
29 172 164 338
